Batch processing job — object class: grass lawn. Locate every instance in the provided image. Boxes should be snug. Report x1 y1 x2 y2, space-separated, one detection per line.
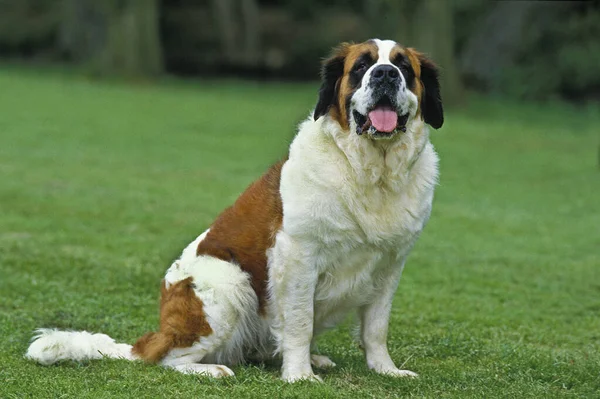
0 67 599 398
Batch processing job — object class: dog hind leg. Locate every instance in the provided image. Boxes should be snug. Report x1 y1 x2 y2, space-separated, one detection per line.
133 255 262 377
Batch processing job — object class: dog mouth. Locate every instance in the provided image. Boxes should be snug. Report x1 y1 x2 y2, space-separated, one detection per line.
353 96 409 137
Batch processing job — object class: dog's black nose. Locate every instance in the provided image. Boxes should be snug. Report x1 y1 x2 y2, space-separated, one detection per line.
371 65 400 83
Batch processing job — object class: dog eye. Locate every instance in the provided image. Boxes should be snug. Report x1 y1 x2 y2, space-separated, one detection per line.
355 62 369 73
400 62 413 75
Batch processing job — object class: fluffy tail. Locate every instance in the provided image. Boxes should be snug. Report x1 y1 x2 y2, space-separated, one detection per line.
25 329 135 365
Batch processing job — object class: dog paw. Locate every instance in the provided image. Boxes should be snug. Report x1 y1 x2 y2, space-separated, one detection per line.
376 368 418 378
310 354 336 368
281 371 323 383
171 363 235 378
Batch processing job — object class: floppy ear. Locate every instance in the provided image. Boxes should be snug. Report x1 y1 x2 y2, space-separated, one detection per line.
417 54 444 129
313 45 348 121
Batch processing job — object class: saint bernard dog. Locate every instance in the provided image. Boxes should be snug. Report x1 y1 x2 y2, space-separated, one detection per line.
26 39 443 382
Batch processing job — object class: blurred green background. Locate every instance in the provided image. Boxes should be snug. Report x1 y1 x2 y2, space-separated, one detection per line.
1 1 599 397
1 0 599 102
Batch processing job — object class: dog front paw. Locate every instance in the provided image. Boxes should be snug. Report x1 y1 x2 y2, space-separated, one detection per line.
310 354 336 368
281 370 323 383
373 367 418 378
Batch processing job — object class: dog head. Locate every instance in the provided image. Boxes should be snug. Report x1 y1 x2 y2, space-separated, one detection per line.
314 39 443 139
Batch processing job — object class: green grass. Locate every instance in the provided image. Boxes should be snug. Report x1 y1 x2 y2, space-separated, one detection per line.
1 68 599 398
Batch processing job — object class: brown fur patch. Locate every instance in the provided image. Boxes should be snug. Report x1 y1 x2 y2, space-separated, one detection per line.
196 160 286 313
330 42 378 129
132 278 213 363
404 47 424 115
341 42 379 75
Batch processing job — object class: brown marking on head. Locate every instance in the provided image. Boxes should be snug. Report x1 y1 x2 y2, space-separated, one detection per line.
132 278 213 363
195 160 286 314
332 42 379 129
314 41 378 129
405 47 443 129
399 47 422 101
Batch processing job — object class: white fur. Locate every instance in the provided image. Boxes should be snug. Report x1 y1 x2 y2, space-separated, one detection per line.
26 39 437 382
25 329 134 365
311 354 336 368
176 229 210 270
162 254 270 367
169 363 234 377
374 39 397 64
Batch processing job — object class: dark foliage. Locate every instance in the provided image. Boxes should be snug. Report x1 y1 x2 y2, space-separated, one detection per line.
0 0 598 101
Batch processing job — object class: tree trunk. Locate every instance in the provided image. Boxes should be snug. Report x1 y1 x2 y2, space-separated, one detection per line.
211 0 261 67
412 0 464 105
211 0 237 64
240 0 260 66
364 0 412 44
59 0 106 61
60 0 163 77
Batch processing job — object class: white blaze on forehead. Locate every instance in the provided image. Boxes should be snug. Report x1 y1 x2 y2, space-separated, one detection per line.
359 39 401 88
373 39 398 64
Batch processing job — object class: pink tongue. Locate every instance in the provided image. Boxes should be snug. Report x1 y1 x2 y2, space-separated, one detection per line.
368 106 398 133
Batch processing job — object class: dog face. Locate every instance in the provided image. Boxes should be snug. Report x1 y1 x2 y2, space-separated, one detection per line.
314 39 444 139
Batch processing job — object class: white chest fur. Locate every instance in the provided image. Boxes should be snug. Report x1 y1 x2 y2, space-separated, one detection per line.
280 116 437 249
269 115 439 333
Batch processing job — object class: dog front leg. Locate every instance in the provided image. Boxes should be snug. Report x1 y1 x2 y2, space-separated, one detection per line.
270 234 320 382
359 262 418 378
